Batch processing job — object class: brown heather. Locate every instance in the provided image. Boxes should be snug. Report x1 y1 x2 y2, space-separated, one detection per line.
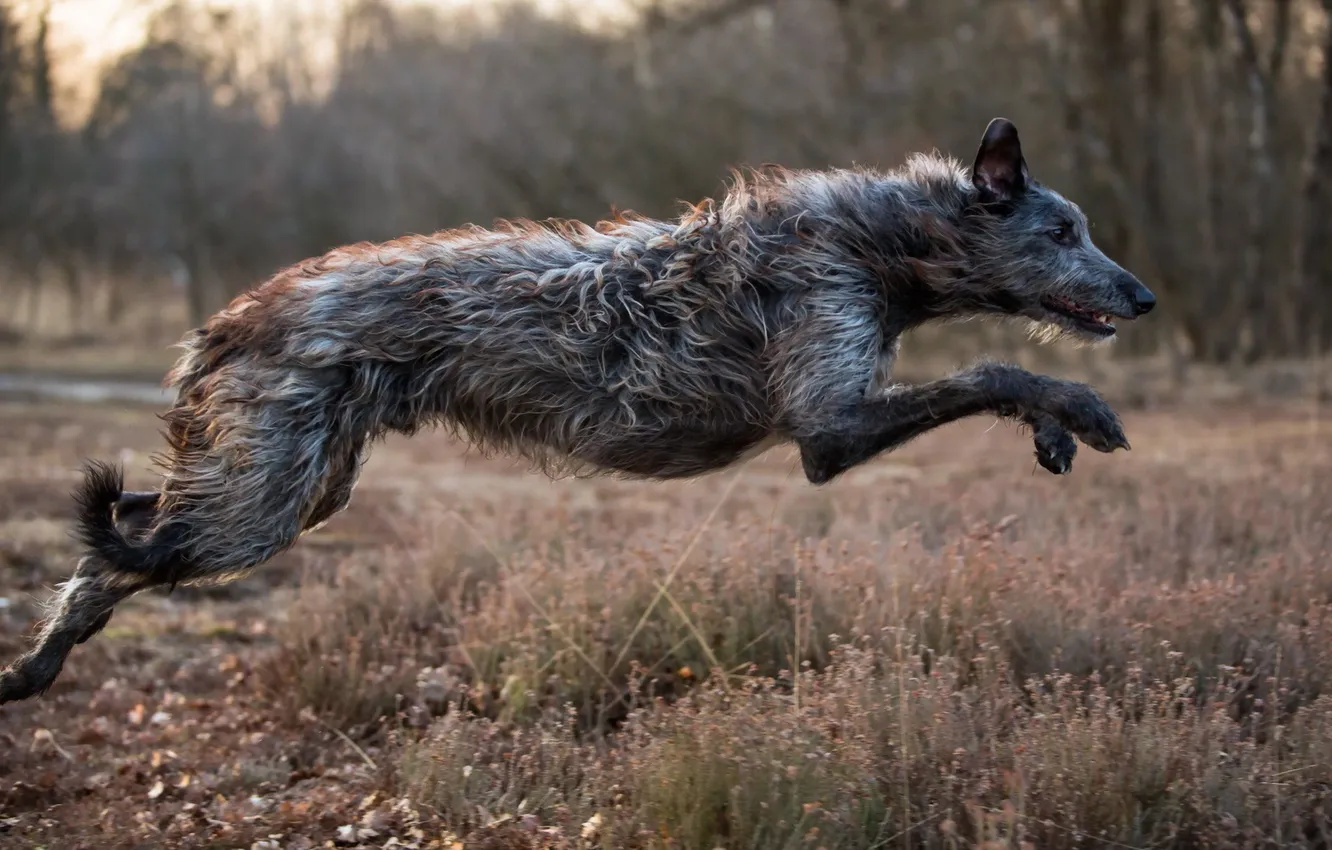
247 403 1332 849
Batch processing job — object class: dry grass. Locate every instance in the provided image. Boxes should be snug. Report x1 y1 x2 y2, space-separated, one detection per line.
1 388 1329 847
236 398 1332 848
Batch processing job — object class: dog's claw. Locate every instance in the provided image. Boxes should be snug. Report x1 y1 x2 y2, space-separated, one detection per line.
1037 456 1069 475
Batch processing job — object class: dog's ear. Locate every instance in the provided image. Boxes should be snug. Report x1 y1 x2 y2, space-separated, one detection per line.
971 117 1029 203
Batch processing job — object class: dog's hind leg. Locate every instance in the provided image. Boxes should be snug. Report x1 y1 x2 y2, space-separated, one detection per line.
0 488 163 704
67 362 371 592
1 397 373 705
0 558 148 704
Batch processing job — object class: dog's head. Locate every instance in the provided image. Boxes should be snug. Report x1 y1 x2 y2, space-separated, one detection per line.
963 117 1155 343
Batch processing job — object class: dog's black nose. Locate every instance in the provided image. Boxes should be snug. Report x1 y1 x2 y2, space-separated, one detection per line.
1133 285 1156 315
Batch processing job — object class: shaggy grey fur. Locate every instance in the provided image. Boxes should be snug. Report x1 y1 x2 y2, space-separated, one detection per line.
0 118 1154 704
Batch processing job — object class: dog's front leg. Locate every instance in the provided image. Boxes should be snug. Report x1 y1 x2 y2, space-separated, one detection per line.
795 360 1128 485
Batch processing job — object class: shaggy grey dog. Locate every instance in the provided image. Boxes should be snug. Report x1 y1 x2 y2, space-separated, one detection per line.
0 117 1154 704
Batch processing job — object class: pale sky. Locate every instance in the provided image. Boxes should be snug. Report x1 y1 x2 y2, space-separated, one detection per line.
36 0 638 120
42 0 636 58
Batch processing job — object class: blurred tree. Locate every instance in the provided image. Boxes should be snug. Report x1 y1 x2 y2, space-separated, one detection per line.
0 0 1330 365
84 1 278 326
1301 0 1332 349
0 1 21 232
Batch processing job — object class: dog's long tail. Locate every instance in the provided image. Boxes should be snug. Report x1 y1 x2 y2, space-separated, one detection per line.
72 460 182 583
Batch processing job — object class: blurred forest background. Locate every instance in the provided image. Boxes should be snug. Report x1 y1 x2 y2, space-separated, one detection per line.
0 0 1330 373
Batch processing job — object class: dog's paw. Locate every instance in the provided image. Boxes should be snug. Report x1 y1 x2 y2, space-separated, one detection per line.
1045 384 1130 454
1031 416 1077 475
0 665 41 705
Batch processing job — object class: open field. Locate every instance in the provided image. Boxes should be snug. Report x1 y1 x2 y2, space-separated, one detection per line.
3 0 1332 845
1 391 1331 849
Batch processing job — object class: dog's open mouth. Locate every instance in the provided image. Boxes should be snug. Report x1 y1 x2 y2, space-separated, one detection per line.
1040 295 1120 337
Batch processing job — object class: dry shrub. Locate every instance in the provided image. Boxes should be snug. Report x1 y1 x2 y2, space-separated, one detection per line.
261 407 1332 846
262 514 879 731
397 705 599 839
399 644 1332 848
266 450 1332 725
452 522 888 728
265 472 1332 731
257 523 504 730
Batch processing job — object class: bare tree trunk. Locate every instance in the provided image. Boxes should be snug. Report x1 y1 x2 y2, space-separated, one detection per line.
20 233 41 332
1139 0 1184 375
105 272 126 328
31 1 54 125
177 80 211 330
1083 0 1134 266
59 258 82 334
1301 0 1332 351
831 0 869 155
1223 0 1290 362
1193 0 1243 363
1141 0 1165 237
0 2 17 187
183 251 210 330
22 271 41 332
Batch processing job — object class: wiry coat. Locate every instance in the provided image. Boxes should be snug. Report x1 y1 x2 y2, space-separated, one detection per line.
0 118 1155 704
101 157 1008 577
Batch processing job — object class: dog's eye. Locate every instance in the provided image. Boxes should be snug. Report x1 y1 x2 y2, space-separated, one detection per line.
1049 225 1072 244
